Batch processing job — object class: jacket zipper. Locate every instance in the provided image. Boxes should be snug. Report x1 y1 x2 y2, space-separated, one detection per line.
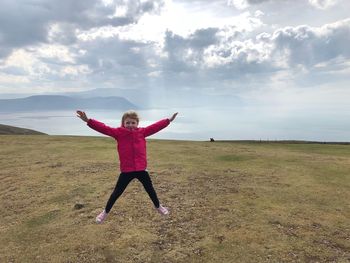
132 130 136 171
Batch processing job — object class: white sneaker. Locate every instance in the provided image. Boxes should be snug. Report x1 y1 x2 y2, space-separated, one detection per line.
156 204 169 215
96 210 108 224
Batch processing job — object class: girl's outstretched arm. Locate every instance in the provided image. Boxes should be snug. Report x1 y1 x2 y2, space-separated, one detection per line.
77 110 118 137
143 112 178 137
169 112 178 122
76 110 89 122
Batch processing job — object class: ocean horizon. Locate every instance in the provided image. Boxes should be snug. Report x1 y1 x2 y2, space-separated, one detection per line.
1 106 349 142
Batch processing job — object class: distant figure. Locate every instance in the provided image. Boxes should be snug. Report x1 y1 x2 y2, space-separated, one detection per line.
76 110 178 224
210 138 215 142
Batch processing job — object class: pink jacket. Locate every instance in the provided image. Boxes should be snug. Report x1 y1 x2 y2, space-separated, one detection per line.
87 118 170 173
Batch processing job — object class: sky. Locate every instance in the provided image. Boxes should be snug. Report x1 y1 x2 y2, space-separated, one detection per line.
0 0 350 140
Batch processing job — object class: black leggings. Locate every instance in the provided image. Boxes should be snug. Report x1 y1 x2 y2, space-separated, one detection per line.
105 170 160 213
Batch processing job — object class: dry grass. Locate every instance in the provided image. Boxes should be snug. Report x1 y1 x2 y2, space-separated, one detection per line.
0 135 349 263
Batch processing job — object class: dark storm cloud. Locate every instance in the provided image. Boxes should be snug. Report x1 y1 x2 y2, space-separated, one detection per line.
0 0 49 58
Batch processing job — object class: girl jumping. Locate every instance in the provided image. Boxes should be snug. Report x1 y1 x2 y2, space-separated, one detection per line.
76 110 178 224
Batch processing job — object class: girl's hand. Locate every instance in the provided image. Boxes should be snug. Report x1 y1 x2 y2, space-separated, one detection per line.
76 110 89 122
169 112 178 122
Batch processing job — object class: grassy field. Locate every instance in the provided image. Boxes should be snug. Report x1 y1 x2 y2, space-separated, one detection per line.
0 135 349 263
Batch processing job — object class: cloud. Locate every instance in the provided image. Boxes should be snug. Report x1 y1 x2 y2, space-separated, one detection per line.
227 0 271 10
161 18 350 76
4 16 349 93
161 23 271 78
162 28 219 72
228 0 339 10
0 66 27 76
160 11 265 71
70 34 162 90
1 0 349 96
308 0 338 9
270 19 350 67
0 0 165 59
119 16 346 96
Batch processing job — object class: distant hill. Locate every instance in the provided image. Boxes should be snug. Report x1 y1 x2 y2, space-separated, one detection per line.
0 95 137 112
62 88 150 107
0 124 47 135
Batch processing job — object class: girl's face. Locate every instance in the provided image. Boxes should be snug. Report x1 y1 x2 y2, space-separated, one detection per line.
124 117 138 130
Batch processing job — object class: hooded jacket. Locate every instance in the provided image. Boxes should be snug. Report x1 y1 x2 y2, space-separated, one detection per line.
87 118 170 173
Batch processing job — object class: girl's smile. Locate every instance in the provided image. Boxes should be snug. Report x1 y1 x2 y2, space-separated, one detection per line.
124 117 138 130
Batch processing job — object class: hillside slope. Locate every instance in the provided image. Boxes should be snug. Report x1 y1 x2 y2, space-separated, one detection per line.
0 124 47 135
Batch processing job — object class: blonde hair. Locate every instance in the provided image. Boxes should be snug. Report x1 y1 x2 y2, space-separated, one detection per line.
121 110 139 126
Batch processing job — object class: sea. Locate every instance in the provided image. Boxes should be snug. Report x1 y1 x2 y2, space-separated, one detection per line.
0 106 349 142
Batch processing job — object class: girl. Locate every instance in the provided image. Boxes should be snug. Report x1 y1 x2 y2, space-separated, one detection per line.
76 110 178 224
